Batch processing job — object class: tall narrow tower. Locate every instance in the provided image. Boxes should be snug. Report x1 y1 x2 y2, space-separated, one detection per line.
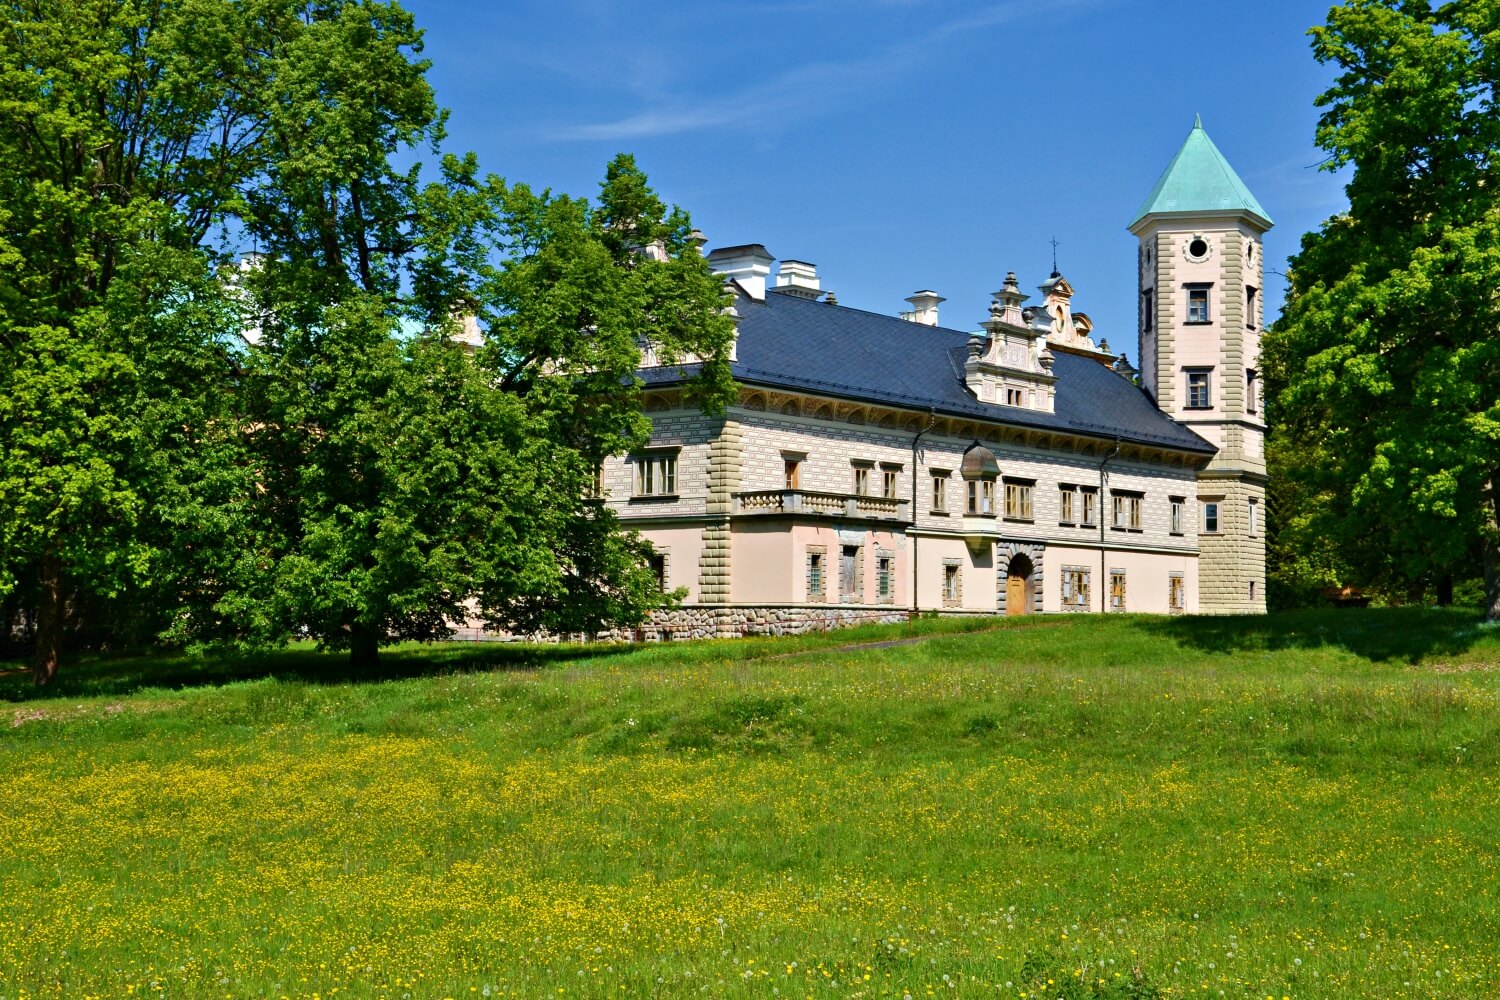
1130 117 1272 614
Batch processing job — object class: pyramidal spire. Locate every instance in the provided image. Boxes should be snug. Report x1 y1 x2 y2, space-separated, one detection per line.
1129 117 1272 229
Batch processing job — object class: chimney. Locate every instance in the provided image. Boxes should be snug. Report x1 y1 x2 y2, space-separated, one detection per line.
773 260 822 299
706 244 774 301
900 290 945 326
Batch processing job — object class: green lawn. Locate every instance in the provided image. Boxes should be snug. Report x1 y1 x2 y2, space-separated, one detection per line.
2 608 1497 999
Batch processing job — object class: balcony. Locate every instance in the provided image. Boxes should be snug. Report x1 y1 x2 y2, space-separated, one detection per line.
734 489 909 522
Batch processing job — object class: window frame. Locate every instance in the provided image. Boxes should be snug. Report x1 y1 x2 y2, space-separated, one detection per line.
1058 485 1075 525
1169 496 1185 536
1185 283 1212 325
633 450 680 498
930 470 950 514
1201 499 1222 534
1109 569 1127 612
1080 487 1098 527
1185 367 1213 410
880 463 901 500
1003 478 1035 522
852 462 872 497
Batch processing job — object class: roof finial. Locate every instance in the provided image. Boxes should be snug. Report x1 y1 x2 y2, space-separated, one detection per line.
1049 236 1061 278
1193 112 1203 130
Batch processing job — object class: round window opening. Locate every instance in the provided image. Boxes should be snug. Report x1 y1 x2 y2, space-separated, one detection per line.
1188 237 1210 259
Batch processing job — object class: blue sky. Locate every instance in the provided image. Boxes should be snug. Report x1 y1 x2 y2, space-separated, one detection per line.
415 0 1347 358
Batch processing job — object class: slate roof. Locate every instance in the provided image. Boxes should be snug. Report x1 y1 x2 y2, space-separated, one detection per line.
642 288 1216 456
1130 117 1272 229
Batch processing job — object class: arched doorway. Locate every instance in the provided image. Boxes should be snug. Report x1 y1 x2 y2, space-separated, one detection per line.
1005 553 1034 616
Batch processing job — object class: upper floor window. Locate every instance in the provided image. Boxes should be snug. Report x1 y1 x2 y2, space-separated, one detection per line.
634 452 678 497
967 479 995 516
881 464 901 500
1004 479 1034 520
852 463 872 496
1202 499 1221 534
1246 286 1259 329
1142 289 1154 332
1004 387 1026 407
1169 496 1185 535
1111 491 1143 531
1246 368 1259 414
1186 368 1212 409
930 471 950 513
1186 284 1212 324
784 456 802 490
1248 497 1260 537
1080 487 1098 527
1059 485 1076 525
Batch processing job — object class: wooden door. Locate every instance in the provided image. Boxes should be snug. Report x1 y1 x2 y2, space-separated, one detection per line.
1006 572 1027 615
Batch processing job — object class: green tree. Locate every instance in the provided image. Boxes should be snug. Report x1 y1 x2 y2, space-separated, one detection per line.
0 0 274 682
214 0 733 665
1264 0 1500 619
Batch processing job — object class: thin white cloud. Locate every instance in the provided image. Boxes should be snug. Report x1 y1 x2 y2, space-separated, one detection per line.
545 0 1108 142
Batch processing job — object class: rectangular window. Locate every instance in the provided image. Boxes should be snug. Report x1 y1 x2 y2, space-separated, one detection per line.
649 553 667 592
1061 566 1091 610
1246 286 1258 329
853 464 871 496
1187 285 1211 324
1059 487 1075 525
876 554 894 603
807 551 825 599
634 452 677 496
1202 500 1221 534
1170 497 1185 535
1142 289 1153 332
881 466 900 500
1246 368 1259 414
784 458 801 490
1004 480 1034 520
1080 487 1097 527
1186 369 1212 409
942 562 962 606
1111 492 1143 530
930 472 949 513
840 545 860 598
589 461 605 498
967 479 995 515
1248 497 1260 537
1109 570 1126 612
1005 387 1025 407
1169 573 1185 613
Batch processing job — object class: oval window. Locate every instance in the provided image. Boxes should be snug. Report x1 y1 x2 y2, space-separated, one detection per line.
1188 237 1209 259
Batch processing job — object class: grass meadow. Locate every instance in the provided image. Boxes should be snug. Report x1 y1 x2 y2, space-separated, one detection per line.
1 608 1498 999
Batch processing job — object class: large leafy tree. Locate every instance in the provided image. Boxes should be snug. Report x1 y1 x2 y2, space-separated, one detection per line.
201 4 735 666
1264 0 1500 618
0 0 276 682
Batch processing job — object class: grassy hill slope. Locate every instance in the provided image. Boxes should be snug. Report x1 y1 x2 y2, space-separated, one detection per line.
2 608 1498 998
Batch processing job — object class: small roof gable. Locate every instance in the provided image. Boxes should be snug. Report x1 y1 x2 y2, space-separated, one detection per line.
1130 117 1272 229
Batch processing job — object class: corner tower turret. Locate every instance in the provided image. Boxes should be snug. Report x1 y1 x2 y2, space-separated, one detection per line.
1131 116 1271 614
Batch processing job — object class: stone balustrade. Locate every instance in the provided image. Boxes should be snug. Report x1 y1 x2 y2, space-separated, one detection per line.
733 489 909 521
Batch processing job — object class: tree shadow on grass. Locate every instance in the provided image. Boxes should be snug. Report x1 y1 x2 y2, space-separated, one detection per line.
0 640 622 704
1131 605 1494 665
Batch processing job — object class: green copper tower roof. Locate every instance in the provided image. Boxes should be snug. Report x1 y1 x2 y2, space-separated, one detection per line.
1130 116 1272 229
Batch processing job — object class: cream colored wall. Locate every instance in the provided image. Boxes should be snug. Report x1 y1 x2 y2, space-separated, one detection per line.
732 521 795 604
645 525 708 602
601 407 718 518
1043 545 1199 614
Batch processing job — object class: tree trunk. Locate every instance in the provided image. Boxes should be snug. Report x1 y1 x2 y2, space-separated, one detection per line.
33 547 63 686
1486 470 1500 622
349 622 381 669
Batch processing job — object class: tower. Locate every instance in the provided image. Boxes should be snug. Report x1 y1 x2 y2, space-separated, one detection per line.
1130 117 1272 614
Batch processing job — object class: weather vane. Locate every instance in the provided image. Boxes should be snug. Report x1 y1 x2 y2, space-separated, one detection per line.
1050 236 1061 277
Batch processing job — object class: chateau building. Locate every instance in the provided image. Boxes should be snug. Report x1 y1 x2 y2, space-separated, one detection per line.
604 119 1272 637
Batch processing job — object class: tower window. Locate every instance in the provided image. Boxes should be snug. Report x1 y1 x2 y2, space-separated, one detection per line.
1186 285 1212 324
1185 368 1213 409
1142 289 1153 332
1246 286 1259 329
1202 500 1221 534
1247 368 1259 413
1187 237 1210 260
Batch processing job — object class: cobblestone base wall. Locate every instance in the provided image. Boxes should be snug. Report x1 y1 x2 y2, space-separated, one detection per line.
613 606 911 641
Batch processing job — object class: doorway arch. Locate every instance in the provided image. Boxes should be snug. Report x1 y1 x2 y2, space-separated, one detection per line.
1004 552 1034 616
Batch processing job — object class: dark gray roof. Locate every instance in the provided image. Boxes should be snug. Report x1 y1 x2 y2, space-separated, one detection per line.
643 288 1215 456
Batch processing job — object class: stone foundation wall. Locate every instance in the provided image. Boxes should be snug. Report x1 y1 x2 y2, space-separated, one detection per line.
613 605 911 641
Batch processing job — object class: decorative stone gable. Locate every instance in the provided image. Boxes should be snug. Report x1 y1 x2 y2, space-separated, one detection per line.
1038 272 1116 363
964 272 1058 412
